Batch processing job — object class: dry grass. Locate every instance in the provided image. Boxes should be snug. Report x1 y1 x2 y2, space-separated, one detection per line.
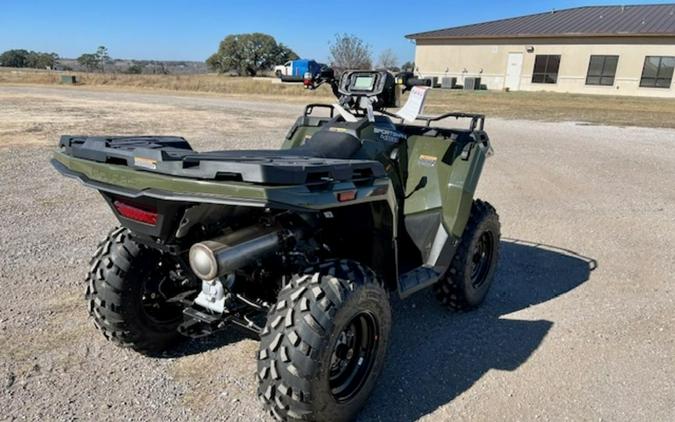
0 67 333 98
2 67 675 128
424 89 675 128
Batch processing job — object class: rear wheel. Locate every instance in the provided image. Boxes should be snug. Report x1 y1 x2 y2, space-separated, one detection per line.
86 227 194 354
257 260 391 421
434 200 501 311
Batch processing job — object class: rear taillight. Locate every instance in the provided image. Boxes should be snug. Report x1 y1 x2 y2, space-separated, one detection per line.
303 72 313 89
113 200 158 225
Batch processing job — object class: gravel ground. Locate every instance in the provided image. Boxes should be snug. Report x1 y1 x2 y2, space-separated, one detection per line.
0 85 673 422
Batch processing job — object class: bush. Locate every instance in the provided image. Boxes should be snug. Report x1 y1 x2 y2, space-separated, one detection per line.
126 64 144 74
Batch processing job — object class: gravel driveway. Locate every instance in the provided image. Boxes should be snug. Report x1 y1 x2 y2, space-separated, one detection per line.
0 85 673 421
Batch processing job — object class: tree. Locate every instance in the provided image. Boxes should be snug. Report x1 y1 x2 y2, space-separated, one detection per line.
95 46 110 72
207 33 298 76
0 49 29 67
77 46 110 72
26 52 58 69
77 53 99 72
328 34 372 71
377 49 398 71
0 49 57 69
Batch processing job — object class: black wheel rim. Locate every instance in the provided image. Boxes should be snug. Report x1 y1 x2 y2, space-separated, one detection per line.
470 231 494 288
329 312 379 402
138 251 186 326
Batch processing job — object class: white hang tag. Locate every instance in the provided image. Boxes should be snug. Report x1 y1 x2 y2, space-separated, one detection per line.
396 87 429 122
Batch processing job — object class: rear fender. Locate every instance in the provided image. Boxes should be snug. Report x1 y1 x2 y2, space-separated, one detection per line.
321 199 399 291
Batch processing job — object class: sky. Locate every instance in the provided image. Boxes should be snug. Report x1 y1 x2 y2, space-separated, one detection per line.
1 0 673 64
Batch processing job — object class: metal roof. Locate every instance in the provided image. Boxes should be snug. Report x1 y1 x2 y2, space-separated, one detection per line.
406 4 675 40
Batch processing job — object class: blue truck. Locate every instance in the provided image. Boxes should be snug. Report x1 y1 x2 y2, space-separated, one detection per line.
274 59 324 82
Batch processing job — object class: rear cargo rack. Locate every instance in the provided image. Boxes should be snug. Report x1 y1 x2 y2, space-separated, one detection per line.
56 135 385 185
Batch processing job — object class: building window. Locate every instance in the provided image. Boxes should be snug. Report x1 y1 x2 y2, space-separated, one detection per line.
532 55 560 84
640 56 675 88
586 55 619 86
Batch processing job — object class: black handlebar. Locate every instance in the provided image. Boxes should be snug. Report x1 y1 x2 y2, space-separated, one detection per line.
305 68 486 132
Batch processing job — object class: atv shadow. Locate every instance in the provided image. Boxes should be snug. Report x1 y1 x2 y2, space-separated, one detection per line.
359 239 597 421
158 328 253 359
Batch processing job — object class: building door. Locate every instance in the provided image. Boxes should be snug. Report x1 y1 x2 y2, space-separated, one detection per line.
505 53 523 90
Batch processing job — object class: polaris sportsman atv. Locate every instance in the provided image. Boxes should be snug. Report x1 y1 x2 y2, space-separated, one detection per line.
51 69 500 421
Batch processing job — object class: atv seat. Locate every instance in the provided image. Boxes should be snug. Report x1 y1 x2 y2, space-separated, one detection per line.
207 129 362 160
294 130 361 159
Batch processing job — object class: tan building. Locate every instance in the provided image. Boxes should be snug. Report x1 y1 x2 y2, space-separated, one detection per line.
406 4 675 97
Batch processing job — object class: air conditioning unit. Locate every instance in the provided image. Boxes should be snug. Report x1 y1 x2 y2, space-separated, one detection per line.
429 76 440 88
464 77 481 90
441 77 457 89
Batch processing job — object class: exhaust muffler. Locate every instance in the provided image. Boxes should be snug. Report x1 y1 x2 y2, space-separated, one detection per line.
189 225 287 281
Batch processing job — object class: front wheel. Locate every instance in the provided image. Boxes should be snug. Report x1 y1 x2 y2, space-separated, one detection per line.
257 260 391 421
434 200 501 311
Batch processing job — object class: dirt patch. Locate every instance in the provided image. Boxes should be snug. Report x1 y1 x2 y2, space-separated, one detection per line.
0 90 292 148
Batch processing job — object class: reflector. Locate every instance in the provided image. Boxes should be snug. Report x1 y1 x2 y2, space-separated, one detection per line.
337 190 357 202
113 200 158 225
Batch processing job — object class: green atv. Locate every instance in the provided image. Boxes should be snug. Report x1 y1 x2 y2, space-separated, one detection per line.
51 69 500 421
